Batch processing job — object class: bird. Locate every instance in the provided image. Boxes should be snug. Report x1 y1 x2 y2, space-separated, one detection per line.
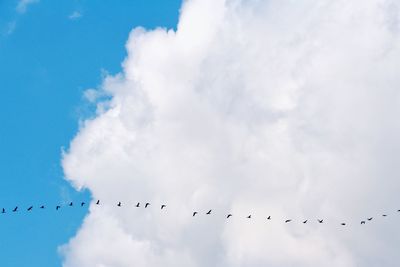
117 202 122 207
303 220 307 224
341 223 346 226
81 202 85 207
227 214 232 218
193 212 198 217
40 205 45 209
56 206 61 210
318 219 323 223
136 202 140 208
96 200 100 205
247 215 252 219
206 210 212 215
27 206 33 211
161 205 166 209
285 219 291 223
382 214 387 217
145 203 150 208
2 208 5 213
267 216 271 220
69 202 73 207
398 209 400 212
13 206 18 212
367 217 373 221
361 221 366 224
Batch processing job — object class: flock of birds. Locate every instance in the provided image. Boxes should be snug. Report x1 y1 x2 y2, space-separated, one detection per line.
2 200 400 226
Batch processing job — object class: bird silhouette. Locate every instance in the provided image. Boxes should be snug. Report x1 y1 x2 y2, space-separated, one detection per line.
341 223 346 226
206 210 212 215
193 212 198 217
117 202 122 207
161 205 166 209
318 219 323 223
398 209 400 212
2 208 5 213
382 214 387 217
12 206 18 212
56 206 61 210
136 202 140 207
81 202 85 207
303 220 307 224
27 206 33 211
285 219 291 223
267 216 271 220
145 203 150 208
247 215 252 219
367 217 373 221
40 205 45 209
227 214 232 218
361 221 366 224
69 202 73 206
96 200 100 205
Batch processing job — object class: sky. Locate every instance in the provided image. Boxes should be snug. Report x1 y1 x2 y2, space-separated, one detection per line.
2 0 400 266
0 0 181 266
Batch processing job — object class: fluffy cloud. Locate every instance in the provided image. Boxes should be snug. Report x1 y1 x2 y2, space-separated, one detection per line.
61 0 400 266
16 0 39 14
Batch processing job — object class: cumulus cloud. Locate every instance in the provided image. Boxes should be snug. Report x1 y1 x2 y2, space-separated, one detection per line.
16 0 39 14
61 0 400 266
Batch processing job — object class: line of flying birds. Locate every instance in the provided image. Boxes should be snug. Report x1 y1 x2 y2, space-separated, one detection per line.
2 200 400 226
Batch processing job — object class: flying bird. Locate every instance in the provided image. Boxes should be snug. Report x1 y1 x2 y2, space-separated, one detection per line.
69 202 73 206
27 206 33 211
161 205 166 209
227 214 232 218
206 210 212 215
318 219 323 223
285 219 291 223
247 215 252 219
303 220 307 224
13 206 18 212
2 208 5 213
81 202 85 207
136 202 140 208
145 203 150 208
193 212 198 217
367 217 373 221
267 216 271 220
382 214 387 217
40 205 45 209
361 221 366 224
56 206 61 210
117 202 122 207
96 200 100 205
341 223 346 226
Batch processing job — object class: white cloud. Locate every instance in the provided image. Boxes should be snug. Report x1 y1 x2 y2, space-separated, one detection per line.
16 0 39 14
69 11 82 20
61 0 400 266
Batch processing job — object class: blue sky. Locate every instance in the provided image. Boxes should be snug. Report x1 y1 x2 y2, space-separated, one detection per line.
0 1 181 266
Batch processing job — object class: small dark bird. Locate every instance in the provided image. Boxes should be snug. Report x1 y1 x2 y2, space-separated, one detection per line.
40 205 45 209
56 206 61 210
117 202 122 207
2 208 5 213
96 200 100 205
145 203 150 208
81 202 85 207
382 214 387 217
367 217 373 221
27 206 33 211
285 219 291 223
318 219 323 223
136 202 140 207
193 212 198 217
69 202 73 206
13 206 18 212
303 220 307 224
361 221 366 224
227 214 232 218
341 223 346 226
247 215 252 219
397 209 400 212
161 205 166 209
206 210 212 215
267 216 271 220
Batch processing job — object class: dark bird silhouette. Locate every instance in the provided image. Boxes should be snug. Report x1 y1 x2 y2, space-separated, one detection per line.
27 206 33 211
161 205 166 209
361 221 366 224
318 219 323 223
69 202 73 206
247 215 252 219
56 206 61 210
2 208 5 213
40 205 45 209
267 216 271 220
227 214 232 218
136 202 140 207
13 206 18 212
285 219 291 223
81 202 85 207
303 220 307 224
117 202 122 207
398 209 400 212
341 223 346 226
96 200 100 205
193 212 198 217
206 209 212 215
382 214 387 217
145 203 150 208
367 217 373 221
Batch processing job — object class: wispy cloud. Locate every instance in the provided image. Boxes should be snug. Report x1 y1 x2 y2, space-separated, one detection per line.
68 11 82 20
16 0 40 14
